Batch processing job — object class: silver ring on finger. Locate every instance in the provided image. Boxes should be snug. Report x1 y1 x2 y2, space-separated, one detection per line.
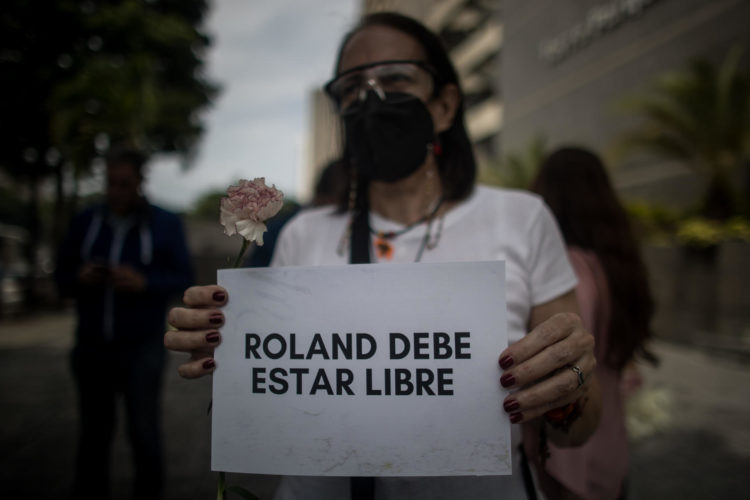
570 364 585 388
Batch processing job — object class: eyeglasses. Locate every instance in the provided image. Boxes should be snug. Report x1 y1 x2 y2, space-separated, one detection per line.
324 59 436 111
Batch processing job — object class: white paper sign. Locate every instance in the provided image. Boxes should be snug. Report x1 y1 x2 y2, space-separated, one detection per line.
212 261 510 476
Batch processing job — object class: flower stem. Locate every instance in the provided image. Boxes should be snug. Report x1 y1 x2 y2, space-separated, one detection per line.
217 471 226 500
233 239 250 268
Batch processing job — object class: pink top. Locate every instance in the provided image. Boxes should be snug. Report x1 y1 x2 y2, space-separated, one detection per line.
526 247 628 500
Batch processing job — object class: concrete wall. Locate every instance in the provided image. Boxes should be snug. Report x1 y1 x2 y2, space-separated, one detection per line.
642 242 750 350
501 0 750 207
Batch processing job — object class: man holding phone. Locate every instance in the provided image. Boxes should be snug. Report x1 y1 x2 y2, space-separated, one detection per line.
56 147 193 500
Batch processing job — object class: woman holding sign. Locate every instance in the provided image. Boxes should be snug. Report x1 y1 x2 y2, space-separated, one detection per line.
165 12 602 500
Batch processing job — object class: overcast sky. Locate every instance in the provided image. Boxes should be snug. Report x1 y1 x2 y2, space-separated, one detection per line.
143 0 357 211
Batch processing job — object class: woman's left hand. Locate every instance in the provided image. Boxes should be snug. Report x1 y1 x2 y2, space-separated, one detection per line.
498 311 596 425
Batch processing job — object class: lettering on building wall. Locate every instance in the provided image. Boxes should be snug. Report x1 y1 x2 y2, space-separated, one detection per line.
538 0 663 65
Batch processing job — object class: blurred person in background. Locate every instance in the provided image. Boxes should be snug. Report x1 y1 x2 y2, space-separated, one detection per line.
164 12 603 500
527 146 656 500
56 147 193 500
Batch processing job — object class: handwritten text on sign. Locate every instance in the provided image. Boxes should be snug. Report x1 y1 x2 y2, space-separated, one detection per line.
212 262 510 477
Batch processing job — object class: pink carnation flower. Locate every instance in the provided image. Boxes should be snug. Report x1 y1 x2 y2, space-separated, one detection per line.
220 178 284 246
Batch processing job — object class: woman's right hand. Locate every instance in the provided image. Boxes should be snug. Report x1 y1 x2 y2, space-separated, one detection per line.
164 285 228 379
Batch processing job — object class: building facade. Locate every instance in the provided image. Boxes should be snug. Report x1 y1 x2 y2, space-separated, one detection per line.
502 0 750 205
304 0 749 208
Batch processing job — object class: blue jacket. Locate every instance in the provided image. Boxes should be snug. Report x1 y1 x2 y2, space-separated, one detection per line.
56 200 193 345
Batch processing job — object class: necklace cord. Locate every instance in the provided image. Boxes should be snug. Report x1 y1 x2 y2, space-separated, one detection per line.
340 179 446 263
369 195 444 240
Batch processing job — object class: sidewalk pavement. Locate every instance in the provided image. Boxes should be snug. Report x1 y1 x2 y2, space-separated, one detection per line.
626 339 750 499
1 309 748 499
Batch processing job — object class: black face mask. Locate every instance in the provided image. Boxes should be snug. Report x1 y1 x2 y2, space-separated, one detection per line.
343 90 435 183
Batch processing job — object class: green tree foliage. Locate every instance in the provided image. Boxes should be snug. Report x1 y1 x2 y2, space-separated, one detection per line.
49 0 218 169
1 0 217 180
0 0 218 303
0 186 29 228
190 190 225 220
617 47 750 219
501 135 548 190
481 136 547 190
0 0 78 179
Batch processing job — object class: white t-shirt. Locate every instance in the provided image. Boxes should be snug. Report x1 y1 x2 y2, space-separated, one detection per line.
271 184 576 500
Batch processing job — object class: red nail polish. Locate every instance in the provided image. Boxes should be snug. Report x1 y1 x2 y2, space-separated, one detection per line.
510 412 523 424
503 399 520 413
203 359 215 370
209 314 223 325
206 331 220 343
499 355 514 369
500 373 516 388
213 291 226 302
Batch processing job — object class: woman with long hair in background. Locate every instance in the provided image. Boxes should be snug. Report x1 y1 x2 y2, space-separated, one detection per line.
529 146 656 500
